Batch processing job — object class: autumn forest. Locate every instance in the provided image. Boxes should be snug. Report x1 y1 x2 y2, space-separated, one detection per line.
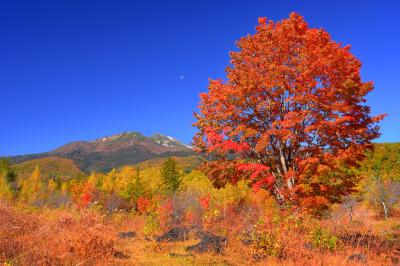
1 11 400 266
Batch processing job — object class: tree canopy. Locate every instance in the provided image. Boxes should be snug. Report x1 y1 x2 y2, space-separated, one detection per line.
194 13 384 209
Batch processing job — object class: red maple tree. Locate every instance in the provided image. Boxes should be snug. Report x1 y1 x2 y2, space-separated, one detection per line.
194 13 385 209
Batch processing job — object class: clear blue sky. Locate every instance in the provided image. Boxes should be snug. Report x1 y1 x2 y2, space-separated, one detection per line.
1 0 399 156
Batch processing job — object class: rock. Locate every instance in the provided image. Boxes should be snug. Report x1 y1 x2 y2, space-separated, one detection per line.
186 233 227 254
117 231 137 239
241 238 253 246
252 253 267 262
156 227 190 242
238 230 253 246
192 227 208 239
347 253 367 264
304 242 314 250
114 251 129 259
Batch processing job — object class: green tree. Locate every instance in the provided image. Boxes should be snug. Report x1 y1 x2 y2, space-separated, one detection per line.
122 168 145 203
161 158 181 193
0 159 16 199
0 174 13 200
0 158 16 184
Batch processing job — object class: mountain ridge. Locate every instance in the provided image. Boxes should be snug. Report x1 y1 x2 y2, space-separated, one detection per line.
8 131 194 173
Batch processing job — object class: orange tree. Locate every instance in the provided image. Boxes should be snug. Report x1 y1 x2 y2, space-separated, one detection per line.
194 13 384 210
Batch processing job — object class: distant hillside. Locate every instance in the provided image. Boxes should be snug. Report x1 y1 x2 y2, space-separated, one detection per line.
133 155 205 171
12 157 85 180
10 132 397 179
9 132 194 173
360 142 400 181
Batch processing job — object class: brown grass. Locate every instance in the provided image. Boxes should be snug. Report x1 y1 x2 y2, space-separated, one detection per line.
0 202 116 265
1 201 398 265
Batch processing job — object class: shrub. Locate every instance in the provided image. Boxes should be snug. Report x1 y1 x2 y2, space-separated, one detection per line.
137 196 152 214
212 180 252 207
199 194 211 210
310 227 338 251
253 229 284 259
103 192 128 213
181 170 213 194
143 213 159 236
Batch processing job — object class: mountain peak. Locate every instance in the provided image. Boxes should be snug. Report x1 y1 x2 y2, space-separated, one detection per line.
149 133 192 148
90 131 144 143
11 131 194 173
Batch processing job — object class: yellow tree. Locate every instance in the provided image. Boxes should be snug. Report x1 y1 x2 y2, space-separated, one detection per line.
101 169 118 194
19 166 45 205
0 174 13 201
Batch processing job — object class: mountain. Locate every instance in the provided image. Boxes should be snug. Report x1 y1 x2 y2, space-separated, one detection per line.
9 132 195 173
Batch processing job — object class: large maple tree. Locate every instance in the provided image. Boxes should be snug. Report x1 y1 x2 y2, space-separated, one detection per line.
194 13 384 209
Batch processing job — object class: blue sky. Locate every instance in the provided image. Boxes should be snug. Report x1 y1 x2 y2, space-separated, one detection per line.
1 0 399 156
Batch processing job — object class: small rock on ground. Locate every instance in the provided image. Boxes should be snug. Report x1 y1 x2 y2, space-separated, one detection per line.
186 233 227 254
347 253 367 264
156 227 190 242
117 231 137 239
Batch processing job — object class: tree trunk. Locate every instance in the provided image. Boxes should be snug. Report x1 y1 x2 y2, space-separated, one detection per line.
382 199 389 220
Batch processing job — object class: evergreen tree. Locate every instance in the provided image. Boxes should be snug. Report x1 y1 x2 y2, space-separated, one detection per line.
123 168 145 202
132 168 145 199
0 174 13 200
0 158 16 184
161 158 181 193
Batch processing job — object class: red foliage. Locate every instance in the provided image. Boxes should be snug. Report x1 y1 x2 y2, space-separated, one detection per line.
157 199 174 228
199 194 211 210
237 162 275 192
183 209 197 225
194 13 384 208
159 199 173 215
78 183 95 208
80 192 92 208
137 196 151 214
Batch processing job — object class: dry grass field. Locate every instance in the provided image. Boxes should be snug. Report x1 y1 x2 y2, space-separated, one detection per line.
1 200 399 266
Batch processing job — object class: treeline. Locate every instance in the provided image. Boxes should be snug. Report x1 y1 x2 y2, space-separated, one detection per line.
357 143 400 218
0 157 249 209
0 145 399 222
360 142 400 181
